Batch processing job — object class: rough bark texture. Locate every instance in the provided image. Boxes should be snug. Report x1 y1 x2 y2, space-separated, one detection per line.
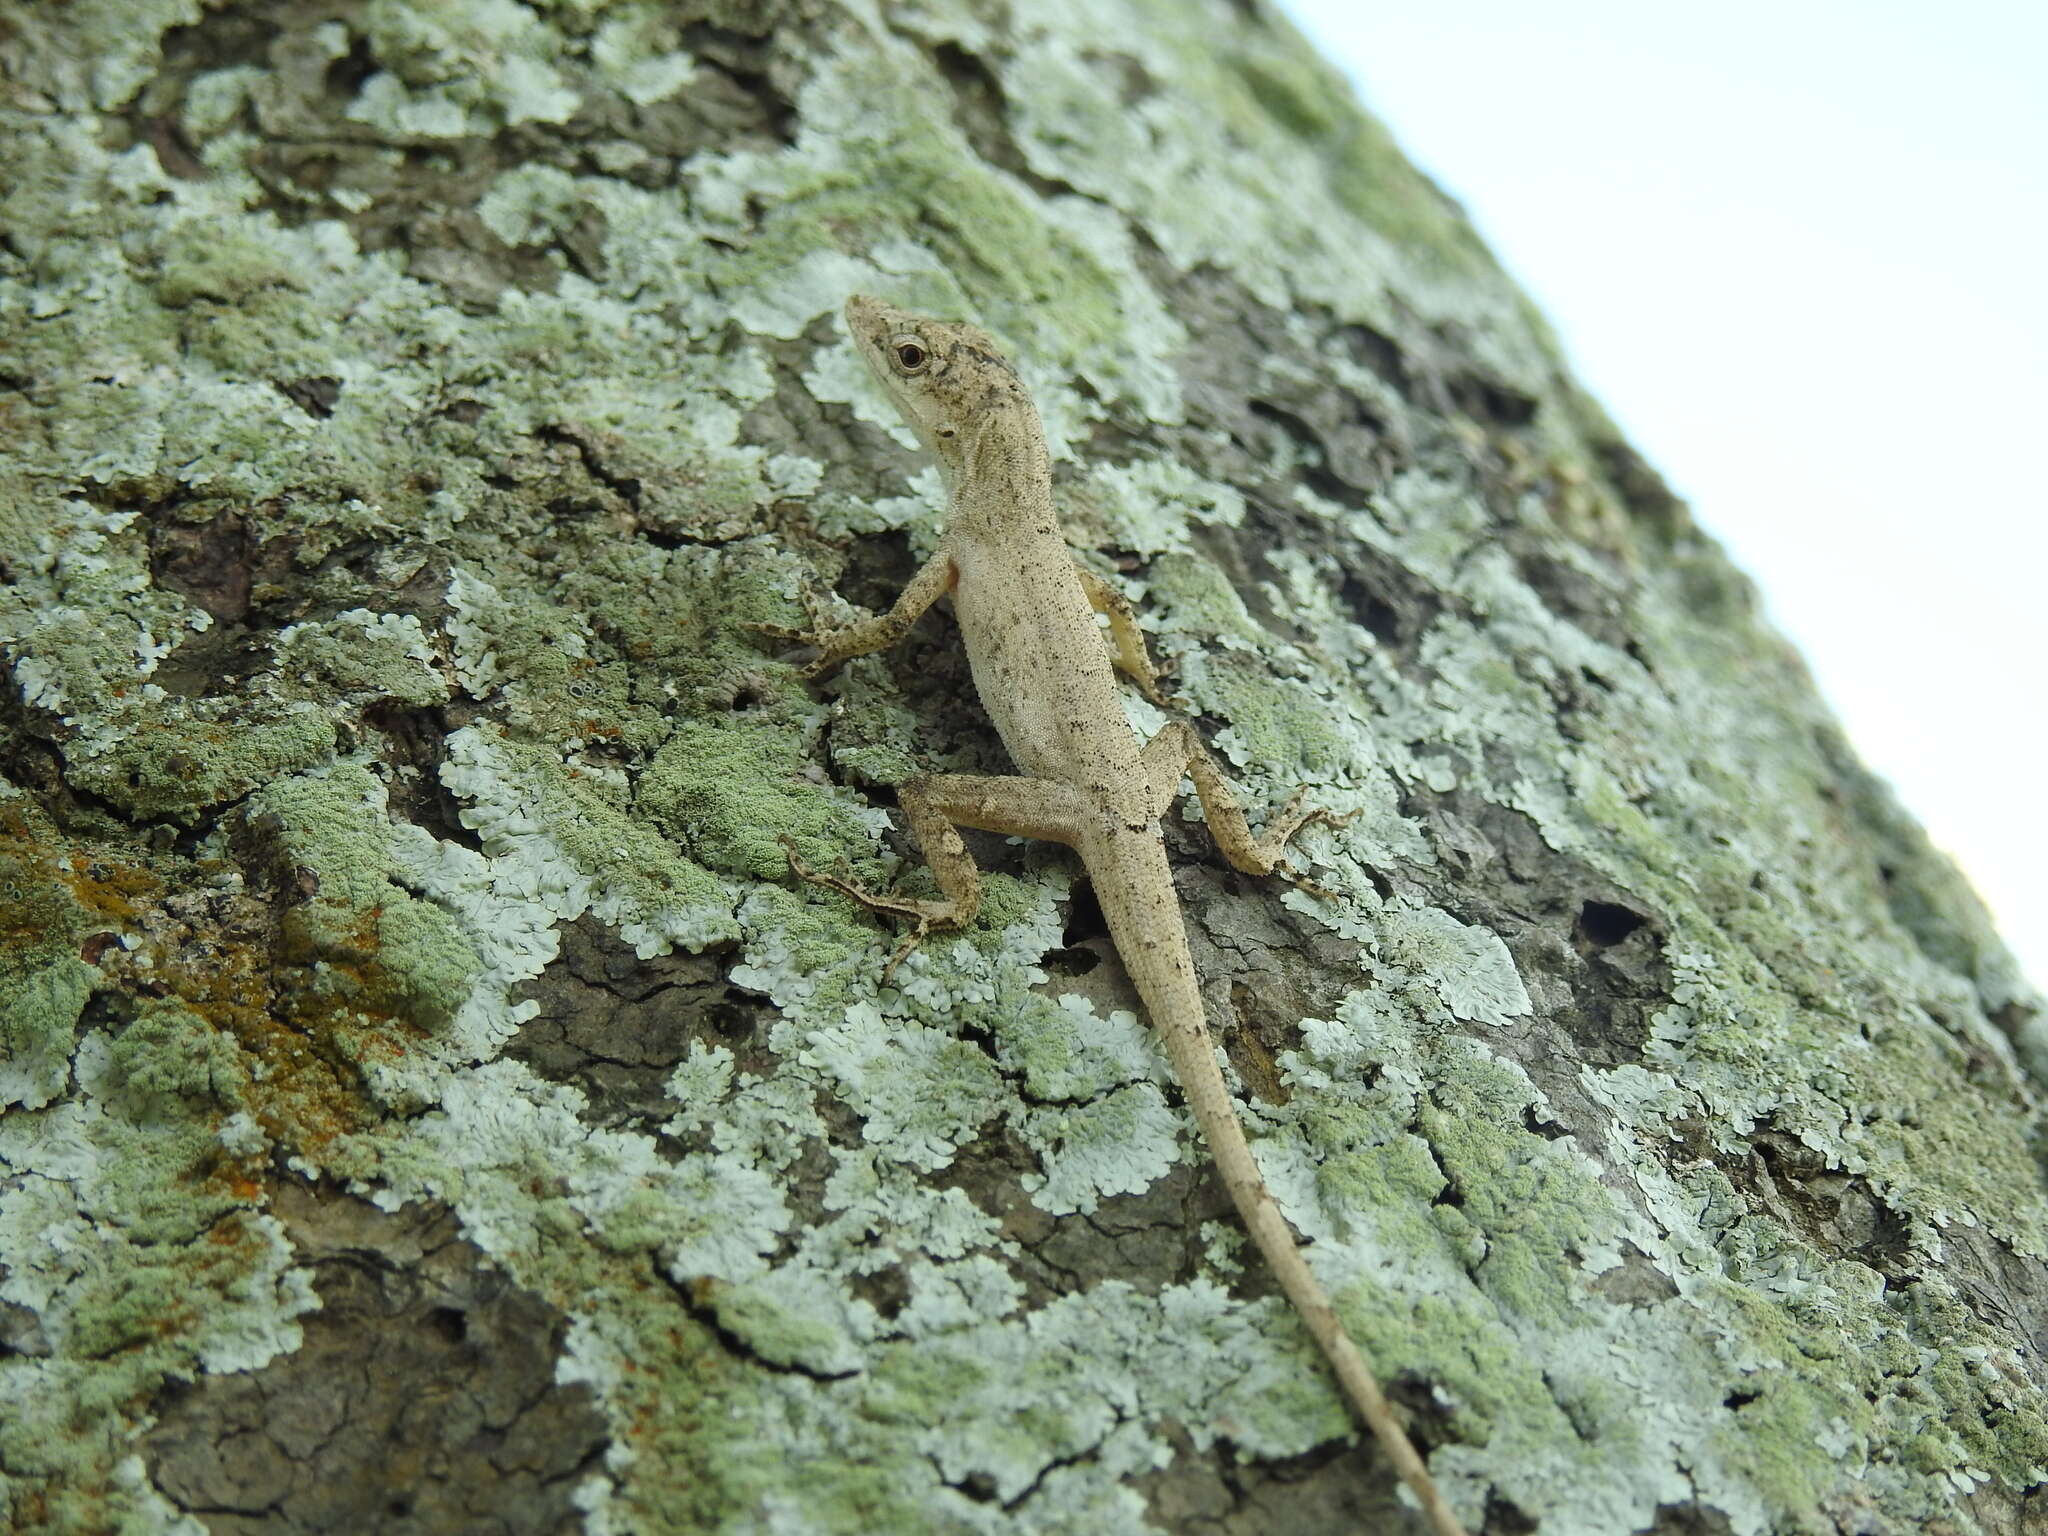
1 3 2043 1534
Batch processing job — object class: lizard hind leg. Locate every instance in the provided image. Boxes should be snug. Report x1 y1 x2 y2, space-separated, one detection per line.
785 773 1088 981
1139 722 1358 890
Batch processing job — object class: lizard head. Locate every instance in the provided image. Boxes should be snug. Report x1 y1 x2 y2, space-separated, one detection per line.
844 294 1042 488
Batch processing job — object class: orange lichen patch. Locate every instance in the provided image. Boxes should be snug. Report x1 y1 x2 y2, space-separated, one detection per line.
204 1216 249 1247
0 807 431 1162
59 858 161 924
117 900 385 1157
227 999 395 1158
275 907 449 1048
214 1168 268 1205
0 810 148 945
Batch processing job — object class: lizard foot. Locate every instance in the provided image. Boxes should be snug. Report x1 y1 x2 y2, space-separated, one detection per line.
1270 787 1361 842
779 835 953 981
1132 660 1177 709
1272 858 1342 903
1264 791 1362 901
747 583 861 678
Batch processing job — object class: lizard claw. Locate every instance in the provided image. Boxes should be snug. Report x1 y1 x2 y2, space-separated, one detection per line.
1259 791 1360 901
879 919 931 984
748 581 857 672
778 834 943 980
748 623 856 682
800 651 849 682
1140 653 1182 709
1273 858 1343 903
1273 787 1360 834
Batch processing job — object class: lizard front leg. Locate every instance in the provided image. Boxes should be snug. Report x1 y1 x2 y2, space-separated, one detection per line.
1072 562 1169 705
1139 721 1354 884
754 548 956 679
787 773 1087 977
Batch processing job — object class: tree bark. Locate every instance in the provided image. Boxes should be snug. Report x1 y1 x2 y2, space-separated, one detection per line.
2 3 2042 1534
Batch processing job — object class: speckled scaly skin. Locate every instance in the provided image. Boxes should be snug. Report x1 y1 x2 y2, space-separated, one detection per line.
765 294 1466 1536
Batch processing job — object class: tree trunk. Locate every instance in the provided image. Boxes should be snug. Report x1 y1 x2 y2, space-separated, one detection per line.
2 3 2041 1534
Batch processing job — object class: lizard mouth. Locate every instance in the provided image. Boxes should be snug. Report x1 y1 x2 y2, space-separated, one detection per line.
843 293 915 396
844 292 902 353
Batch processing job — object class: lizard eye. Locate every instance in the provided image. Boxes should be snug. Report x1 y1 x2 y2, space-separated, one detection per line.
890 336 930 374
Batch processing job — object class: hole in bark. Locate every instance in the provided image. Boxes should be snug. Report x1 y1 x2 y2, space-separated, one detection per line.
275 375 342 418
324 34 379 98
1481 1495 1541 1534
1338 569 1403 648
1063 881 1107 949
1575 900 1647 950
1449 371 1539 427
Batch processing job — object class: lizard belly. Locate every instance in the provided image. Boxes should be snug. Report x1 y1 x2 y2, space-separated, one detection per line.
951 550 1140 789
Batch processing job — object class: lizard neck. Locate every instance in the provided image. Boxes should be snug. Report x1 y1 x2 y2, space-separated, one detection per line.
941 414 1054 539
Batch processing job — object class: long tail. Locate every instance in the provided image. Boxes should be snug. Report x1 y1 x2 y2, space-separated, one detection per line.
1089 830 1467 1536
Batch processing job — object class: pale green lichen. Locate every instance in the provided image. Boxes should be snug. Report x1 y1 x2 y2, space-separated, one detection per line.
992 992 1160 1105
1020 1082 1184 1217
348 0 581 135
98 1000 250 1122
1 502 212 749
1070 457 1247 561
2 0 2039 1532
589 9 697 107
73 705 340 824
704 1266 872 1377
638 706 875 885
246 761 483 1038
0 956 98 1112
269 609 449 708
0 813 103 1112
1373 901 1535 1024
0 1008 314 1535
798 1005 1005 1173
437 725 740 964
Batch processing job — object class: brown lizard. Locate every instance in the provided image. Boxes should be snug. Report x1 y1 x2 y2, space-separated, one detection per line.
761 293 1465 1536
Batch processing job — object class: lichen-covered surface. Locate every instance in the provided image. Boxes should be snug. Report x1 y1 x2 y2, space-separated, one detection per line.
2 1 2043 1533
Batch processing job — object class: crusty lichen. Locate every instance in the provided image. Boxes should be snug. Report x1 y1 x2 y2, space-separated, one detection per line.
246 761 483 1038
2 0 2040 1533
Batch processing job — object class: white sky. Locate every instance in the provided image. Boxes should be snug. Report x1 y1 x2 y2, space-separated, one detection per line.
1279 1 2047 988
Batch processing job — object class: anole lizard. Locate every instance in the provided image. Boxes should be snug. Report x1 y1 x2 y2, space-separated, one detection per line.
762 294 1465 1536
